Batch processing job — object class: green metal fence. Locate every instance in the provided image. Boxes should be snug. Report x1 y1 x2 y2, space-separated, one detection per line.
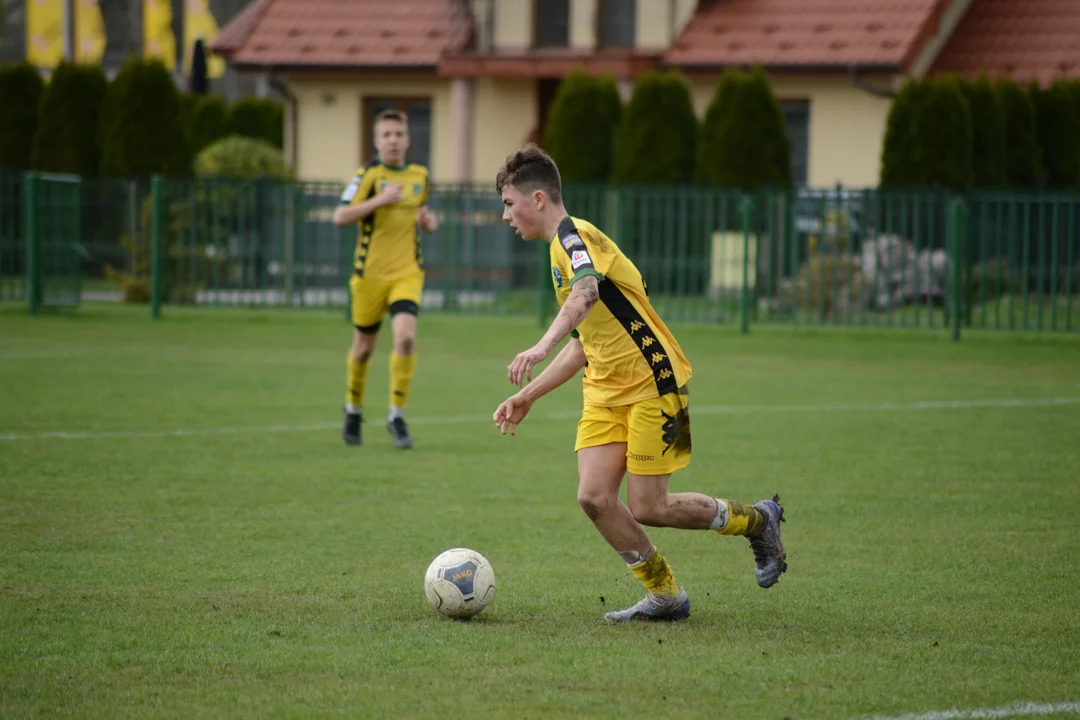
2 170 1078 335
2 173 84 312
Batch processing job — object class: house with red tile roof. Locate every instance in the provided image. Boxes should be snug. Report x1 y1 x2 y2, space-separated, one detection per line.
211 0 1080 187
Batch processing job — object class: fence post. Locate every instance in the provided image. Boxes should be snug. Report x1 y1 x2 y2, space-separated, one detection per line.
739 193 753 335
444 186 460 312
948 196 964 341
284 181 295 308
150 174 163 319
23 173 42 315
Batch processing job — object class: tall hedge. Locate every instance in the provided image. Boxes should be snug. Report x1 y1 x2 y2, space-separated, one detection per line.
1030 79 1080 189
99 57 188 178
879 78 930 187
0 62 45 170
610 70 697 184
186 94 230 157
542 69 622 183
880 76 972 191
228 97 284 149
995 77 1045 189
915 75 973 191
961 74 1008 189
696 65 791 188
32 62 108 176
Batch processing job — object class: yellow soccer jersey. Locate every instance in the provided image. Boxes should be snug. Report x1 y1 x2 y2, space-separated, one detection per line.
549 216 693 407
340 160 430 281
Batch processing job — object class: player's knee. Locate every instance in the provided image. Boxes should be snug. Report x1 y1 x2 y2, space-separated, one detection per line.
394 335 415 356
629 499 665 527
351 336 376 362
577 490 615 522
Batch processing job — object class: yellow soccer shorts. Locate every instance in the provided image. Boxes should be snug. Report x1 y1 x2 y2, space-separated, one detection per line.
348 270 424 333
574 391 692 476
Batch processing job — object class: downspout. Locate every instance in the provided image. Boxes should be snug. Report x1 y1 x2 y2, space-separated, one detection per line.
268 68 299 172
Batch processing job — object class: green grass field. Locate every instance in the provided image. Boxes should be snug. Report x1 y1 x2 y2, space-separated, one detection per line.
2 304 1079 719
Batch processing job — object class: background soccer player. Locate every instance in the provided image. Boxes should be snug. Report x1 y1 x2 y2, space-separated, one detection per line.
333 109 439 449
491 144 787 622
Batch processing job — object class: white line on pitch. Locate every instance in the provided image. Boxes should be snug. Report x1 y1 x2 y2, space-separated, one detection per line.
854 700 1080 720
1 397 1078 442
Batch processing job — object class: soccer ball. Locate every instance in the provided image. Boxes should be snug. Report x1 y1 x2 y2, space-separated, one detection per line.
424 548 496 619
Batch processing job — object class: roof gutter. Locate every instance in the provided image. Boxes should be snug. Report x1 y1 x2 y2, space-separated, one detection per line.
267 69 298 173
848 66 898 99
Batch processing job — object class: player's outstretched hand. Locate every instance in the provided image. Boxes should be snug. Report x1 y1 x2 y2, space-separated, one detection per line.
508 344 548 388
416 206 438 232
493 393 532 436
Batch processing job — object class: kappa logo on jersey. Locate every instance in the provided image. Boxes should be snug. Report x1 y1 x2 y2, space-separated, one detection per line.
561 233 584 250
570 250 591 270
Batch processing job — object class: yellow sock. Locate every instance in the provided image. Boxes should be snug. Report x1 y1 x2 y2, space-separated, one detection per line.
389 352 416 410
713 499 766 536
345 352 370 410
629 548 681 597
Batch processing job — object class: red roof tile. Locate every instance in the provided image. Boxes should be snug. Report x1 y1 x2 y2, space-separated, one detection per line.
930 0 1080 85
212 0 472 69
665 0 945 70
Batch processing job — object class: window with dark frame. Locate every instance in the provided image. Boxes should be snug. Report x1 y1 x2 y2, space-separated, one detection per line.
598 0 635 48
362 97 432 171
534 0 570 48
781 101 810 186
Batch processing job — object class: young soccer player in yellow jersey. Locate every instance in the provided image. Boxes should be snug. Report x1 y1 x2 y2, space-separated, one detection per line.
491 145 788 622
333 109 439 449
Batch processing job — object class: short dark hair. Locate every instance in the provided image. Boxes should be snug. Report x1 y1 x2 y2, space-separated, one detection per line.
495 144 562 203
375 108 408 126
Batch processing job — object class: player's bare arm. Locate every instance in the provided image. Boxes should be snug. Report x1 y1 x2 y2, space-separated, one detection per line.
494 338 587 436
507 275 598 388
332 183 404 227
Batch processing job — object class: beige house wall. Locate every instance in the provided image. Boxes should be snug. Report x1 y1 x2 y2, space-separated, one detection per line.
494 0 531 49
289 72 894 189
471 78 538 184
638 0 698 49
290 78 453 184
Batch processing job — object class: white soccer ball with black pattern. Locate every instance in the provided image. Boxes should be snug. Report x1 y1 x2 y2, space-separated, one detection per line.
424 548 496 619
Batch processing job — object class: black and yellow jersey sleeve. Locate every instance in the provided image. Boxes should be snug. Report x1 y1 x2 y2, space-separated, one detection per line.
340 162 378 206
554 216 610 287
548 214 693 407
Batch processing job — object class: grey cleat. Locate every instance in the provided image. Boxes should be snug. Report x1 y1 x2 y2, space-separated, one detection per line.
386 416 413 449
748 494 787 588
604 589 691 623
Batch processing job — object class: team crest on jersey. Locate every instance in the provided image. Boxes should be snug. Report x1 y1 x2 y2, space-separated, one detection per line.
560 233 584 250
413 183 423 196
552 267 563 287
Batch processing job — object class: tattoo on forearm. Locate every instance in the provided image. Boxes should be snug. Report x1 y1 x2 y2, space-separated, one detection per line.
552 279 598 342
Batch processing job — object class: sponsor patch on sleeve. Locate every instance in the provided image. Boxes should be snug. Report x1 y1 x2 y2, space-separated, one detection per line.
340 174 362 202
560 232 585 250
570 249 592 271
